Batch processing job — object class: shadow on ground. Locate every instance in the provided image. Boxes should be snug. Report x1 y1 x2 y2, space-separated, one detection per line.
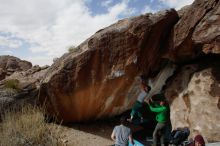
63 103 160 145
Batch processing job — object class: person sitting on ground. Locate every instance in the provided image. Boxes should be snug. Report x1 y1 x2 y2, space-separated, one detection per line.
147 99 169 146
111 116 135 146
189 134 206 146
128 76 151 122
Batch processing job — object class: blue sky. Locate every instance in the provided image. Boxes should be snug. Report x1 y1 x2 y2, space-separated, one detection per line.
0 0 193 66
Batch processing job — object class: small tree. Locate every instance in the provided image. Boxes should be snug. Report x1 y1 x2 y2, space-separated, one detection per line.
68 46 79 53
53 57 59 63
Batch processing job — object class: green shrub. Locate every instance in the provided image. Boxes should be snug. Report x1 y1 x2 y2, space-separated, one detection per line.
4 79 20 90
0 105 62 146
68 46 79 53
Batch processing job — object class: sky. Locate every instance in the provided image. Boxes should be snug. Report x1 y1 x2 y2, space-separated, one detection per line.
0 0 194 66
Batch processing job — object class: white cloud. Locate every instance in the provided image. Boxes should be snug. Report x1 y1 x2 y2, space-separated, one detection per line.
159 0 194 10
23 55 54 66
101 0 113 7
0 35 23 48
107 0 136 17
1 50 13 55
0 0 133 65
141 5 156 14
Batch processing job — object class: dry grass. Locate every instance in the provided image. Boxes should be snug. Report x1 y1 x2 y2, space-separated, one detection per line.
68 46 80 53
0 105 62 146
4 79 20 90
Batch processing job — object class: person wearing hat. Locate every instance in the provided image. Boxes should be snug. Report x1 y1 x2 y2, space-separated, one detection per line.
127 77 151 123
189 134 206 146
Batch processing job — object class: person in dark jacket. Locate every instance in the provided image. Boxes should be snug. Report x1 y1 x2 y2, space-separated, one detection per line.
147 100 168 146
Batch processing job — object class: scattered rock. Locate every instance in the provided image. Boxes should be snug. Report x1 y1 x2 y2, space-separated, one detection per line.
0 62 49 114
0 55 32 81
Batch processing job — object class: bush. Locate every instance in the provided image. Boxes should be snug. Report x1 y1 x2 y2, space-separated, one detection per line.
68 46 79 53
4 79 20 90
53 57 59 63
0 105 62 146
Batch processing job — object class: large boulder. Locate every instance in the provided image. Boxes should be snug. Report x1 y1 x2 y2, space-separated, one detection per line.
166 0 220 61
39 10 179 122
0 55 32 80
166 56 220 141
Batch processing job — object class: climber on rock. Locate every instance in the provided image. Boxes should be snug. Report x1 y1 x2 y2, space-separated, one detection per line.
127 75 151 123
147 99 169 146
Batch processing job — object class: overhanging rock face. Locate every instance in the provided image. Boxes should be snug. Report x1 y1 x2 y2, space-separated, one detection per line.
39 9 178 122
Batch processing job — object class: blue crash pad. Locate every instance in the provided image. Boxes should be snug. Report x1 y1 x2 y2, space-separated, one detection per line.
128 139 144 146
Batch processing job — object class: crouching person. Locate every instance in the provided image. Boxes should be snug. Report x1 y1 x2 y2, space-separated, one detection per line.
111 116 134 146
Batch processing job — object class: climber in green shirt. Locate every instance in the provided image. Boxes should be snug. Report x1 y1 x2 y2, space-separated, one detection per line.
147 100 169 146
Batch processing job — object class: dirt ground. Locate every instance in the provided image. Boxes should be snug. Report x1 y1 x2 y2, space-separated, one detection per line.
57 116 156 146
59 126 113 146
55 109 157 146
58 118 119 146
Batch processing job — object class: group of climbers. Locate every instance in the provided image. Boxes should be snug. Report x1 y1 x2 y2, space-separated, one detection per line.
111 75 206 146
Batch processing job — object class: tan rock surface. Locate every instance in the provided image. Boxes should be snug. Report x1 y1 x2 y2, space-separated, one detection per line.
2 65 49 89
166 57 220 141
0 55 32 80
0 65 49 114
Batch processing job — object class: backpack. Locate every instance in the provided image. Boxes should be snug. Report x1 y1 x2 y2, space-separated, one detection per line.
169 127 190 145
